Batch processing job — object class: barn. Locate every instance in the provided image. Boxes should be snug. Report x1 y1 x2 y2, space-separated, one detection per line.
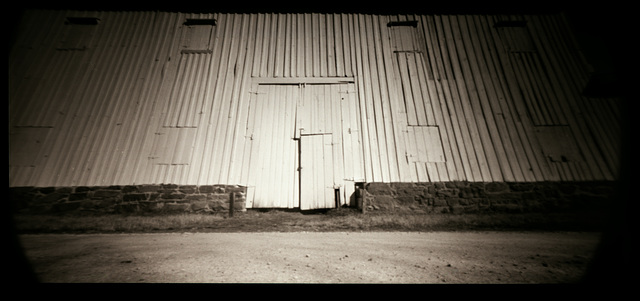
9 8 623 214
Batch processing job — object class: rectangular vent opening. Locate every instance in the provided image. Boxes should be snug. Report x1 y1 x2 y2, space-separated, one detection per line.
494 20 527 28
387 20 418 27
65 17 100 25
184 18 217 26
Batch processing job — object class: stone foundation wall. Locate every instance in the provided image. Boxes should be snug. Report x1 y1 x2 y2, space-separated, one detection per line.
10 184 246 214
10 181 615 215
357 181 615 213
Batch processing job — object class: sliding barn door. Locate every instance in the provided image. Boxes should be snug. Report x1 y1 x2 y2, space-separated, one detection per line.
244 82 362 209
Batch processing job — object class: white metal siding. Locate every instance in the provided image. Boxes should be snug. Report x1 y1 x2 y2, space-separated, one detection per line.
10 11 622 201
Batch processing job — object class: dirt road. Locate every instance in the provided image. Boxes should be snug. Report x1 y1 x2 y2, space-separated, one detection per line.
16 231 602 284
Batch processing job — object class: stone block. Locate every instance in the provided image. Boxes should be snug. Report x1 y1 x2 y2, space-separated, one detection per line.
485 182 509 193
449 205 465 214
162 192 185 199
190 201 210 212
371 195 395 210
434 182 446 189
162 184 179 190
163 203 190 212
491 203 523 213
366 183 393 195
55 187 73 194
227 185 246 193
433 198 447 207
93 190 121 198
75 186 93 193
208 200 229 211
487 192 522 202
198 185 216 193
123 193 148 202
37 192 68 203
116 203 140 213
396 196 416 206
509 183 535 192
185 194 208 201
138 185 162 193
52 201 82 212
447 198 461 206
446 181 467 188
122 185 139 193
69 192 88 202
436 190 455 198
38 187 56 194
393 183 419 197
207 194 229 202
179 185 198 194
458 188 474 198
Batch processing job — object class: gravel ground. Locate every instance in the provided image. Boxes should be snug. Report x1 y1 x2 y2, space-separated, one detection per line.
17 231 601 284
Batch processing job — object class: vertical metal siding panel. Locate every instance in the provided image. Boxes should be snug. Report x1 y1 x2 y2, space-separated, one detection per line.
120 12 179 185
357 14 383 182
61 11 123 186
458 15 510 182
380 16 414 183
274 14 286 78
546 15 619 180
340 14 353 78
199 14 232 184
431 15 477 181
283 14 292 77
244 85 267 206
211 14 245 184
372 15 400 182
86 11 158 186
106 11 164 185
9 10 57 126
262 13 275 77
71 11 136 185
350 14 372 182
239 87 259 187
224 14 252 185
439 16 488 181
184 13 218 184
295 14 305 77
266 14 278 77
527 15 590 180
133 12 184 184
228 14 258 186
330 85 345 194
552 14 618 180
36 11 123 186
448 15 501 182
488 15 554 182
413 15 452 180
332 14 344 77
473 15 530 182
250 14 264 77
419 15 459 181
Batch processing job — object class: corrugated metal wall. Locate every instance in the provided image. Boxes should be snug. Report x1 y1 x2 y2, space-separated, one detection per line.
10 11 622 201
